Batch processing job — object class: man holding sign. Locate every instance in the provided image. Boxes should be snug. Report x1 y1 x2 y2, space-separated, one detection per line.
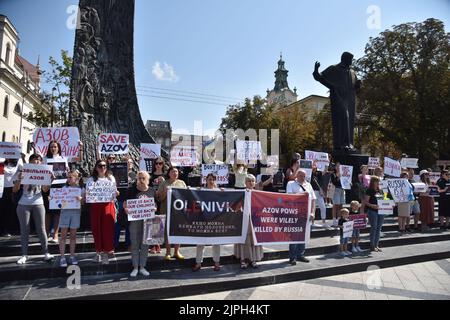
124 171 155 278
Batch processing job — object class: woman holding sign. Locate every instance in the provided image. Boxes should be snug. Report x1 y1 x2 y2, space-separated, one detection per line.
0 158 23 236
88 160 118 264
13 154 54 265
361 176 385 252
124 171 154 277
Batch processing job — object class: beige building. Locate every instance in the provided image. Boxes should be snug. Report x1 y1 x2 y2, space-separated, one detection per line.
0 15 49 156
280 94 330 114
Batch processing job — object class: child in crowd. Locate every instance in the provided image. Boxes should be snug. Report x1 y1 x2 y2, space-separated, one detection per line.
338 208 352 256
58 170 85 267
350 201 363 253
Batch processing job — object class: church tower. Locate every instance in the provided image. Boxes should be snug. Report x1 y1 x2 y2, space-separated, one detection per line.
266 54 298 108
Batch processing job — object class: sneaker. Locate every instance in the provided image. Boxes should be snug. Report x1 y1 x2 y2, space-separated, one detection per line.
139 268 150 277
356 246 363 252
130 269 138 278
49 238 59 244
17 256 28 265
60 257 68 268
69 256 78 265
289 260 297 266
44 253 54 262
332 220 338 227
298 256 310 263
340 251 347 257
345 251 353 256
352 247 358 254
93 253 102 263
101 253 109 265
47 236 54 242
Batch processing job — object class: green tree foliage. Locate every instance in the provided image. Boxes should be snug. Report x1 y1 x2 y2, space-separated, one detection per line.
356 18 450 167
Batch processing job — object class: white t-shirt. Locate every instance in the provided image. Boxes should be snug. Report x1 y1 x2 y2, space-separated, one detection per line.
286 180 317 212
3 159 23 188
19 185 44 206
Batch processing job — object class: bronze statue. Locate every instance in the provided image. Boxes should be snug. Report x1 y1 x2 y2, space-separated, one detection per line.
313 52 361 152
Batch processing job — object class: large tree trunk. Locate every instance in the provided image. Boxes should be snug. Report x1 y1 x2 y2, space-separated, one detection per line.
69 0 158 174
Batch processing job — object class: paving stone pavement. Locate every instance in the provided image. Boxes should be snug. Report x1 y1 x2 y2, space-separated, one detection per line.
170 259 450 300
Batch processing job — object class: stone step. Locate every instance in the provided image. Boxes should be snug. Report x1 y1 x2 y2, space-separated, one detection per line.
1 228 449 283
2 240 449 300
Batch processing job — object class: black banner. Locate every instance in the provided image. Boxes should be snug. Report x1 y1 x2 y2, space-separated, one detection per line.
109 162 129 189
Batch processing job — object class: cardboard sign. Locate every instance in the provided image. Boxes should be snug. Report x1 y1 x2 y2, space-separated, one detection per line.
33 127 80 158
170 146 198 167
428 186 439 198
378 200 395 215
299 160 313 182
386 179 414 203
343 221 354 238
50 187 82 210
126 198 157 221
305 151 329 171
98 133 129 155
109 162 129 189
411 182 428 193
236 141 262 162
139 144 161 172
46 159 68 185
349 214 366 229
340 165 353 190
266 155 279 167
368 157 380 169
384 157 401 178
143 216 165 245
401 158 419 169
0 142 22 159
429 172 440 185
22 164 53 186
85 179 116 203
201 164 229 185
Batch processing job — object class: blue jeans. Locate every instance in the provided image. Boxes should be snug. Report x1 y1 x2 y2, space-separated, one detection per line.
289 243 305 261
368 210 384 248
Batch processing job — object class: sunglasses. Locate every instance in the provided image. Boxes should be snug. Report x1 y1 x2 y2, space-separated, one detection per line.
156 162 164 165
97 164 107 168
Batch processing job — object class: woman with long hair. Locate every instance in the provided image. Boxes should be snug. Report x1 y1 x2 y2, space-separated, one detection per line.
361 176 385 252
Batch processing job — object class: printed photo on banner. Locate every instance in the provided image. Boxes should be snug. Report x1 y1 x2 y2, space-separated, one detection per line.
343 221 354 238
305 150 329 171
33 127 80 158
0 142 22 159
167 188 248 245
46 158 67 185
109 162 129 189
400 158 419 169
139 144 161 172
0 163 4 198
236 140 262 163
126 198 157 221
378 200 396 215
429 172 440 185
170 146 198 167
98 133 129 155
384 157 402 177
85 179 116 203
21 164 53 186
368 157 380 169
428 186 439 198
386 179 414 203
349 214 366 229
201 164 229 185
143 216 165 246
340 165 353 190
299 160 313 182
249 190 309 245
49 187 82 210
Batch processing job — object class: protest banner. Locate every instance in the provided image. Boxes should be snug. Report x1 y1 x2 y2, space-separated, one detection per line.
380 180 389 193
46 158 67 185
249 190 309 245
401 158 419 169
170 146 198 167
429 172 440 185
428 186 439 198
139 144 161 172
378 200 396 215
0 163 4 198
22 164 53 186
143 216 165 245
343 221 354 238
236 141 262 162
126 198 157 221
305 150 329 171
85 179 116 203
0 142 22 159
368 157 380 169
167 188 248 245
340 165 353 190
349 214 366 229
33 127 80 158
201 164 229 185
109 162 129 189
411 182 428 193
49 187 82 210
386 179 414 203
98 133 129 155
299 160 313 182
384 157 401 177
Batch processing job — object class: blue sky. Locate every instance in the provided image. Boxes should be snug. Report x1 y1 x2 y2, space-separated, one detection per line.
1 0 449 136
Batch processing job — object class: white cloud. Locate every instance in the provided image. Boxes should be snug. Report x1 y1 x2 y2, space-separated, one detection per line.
152 61 179 82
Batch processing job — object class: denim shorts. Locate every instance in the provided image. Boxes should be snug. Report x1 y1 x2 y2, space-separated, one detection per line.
59 210 81 229
412 201 420 215
333 188 346 205
340 237 349 245
352 229 360 238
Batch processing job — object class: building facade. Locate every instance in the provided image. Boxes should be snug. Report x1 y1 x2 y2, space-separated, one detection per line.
145 120 172 151
266 54 298 108
0 15 48 155
281 94 330 114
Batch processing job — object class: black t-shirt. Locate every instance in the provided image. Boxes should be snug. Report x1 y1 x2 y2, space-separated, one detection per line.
260 175 275 192
331 173 342 189
365 188 384 213
311 171 323 191
149 173 165 192
338 218 348 238
437 178 449 197
126 185 155 201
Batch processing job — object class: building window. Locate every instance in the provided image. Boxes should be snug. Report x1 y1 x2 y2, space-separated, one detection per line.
5 43 11 66
3 96 9 118
14 103 21 115
1 132 5 142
